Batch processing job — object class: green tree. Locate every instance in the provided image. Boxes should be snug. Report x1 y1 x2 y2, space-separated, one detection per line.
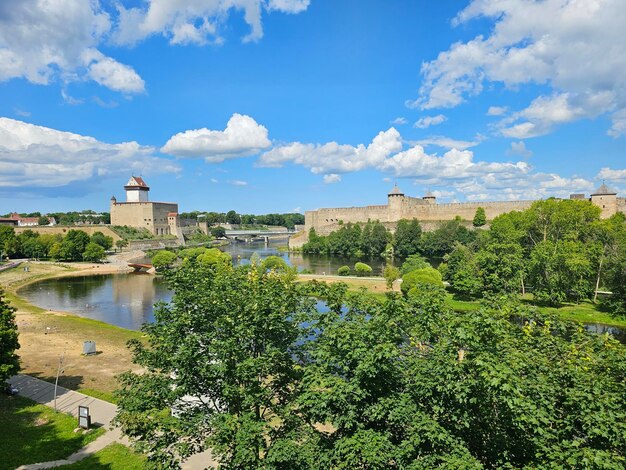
337 265 350 276
393 219 422 259
115 239 129 252
261 255 289 272
151 250 177 271
82 242 106 262
90 232 113 251
0 288 20 383
354 262 373 276
0 226 18 259
59 229 90 261
472 207 486 227
441 244 482 298
115 261 314 468
400 253 430 275
401 267 444 294
383 265 400 289
420 218 476 257
226 210 241 225
210 226 226 238
196 248 231 266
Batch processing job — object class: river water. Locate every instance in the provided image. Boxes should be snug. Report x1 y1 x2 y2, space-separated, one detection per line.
16 239 626 342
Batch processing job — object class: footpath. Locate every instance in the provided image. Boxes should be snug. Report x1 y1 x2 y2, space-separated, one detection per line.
8 374 215 469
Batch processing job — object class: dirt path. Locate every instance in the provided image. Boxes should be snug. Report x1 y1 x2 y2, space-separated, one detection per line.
1 253 146 398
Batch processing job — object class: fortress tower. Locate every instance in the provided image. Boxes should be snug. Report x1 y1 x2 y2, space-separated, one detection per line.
387 184 405 220
590 183 618 219
124 176 150 202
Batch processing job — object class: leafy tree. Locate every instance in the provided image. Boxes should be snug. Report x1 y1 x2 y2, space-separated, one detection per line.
57 229 90 261
196 248 231 266
0 289 19 384
115 239 129 252
354 262 373 276
0 226 18 258
90 231 113 251
261 255 288 272
400 253 430 275
178 247 208 260
420 218 476 257
401 267 443 294
441 244 482 298
472 207 486 227
37 216 50 226
337 265 350 276
225 210 241 225
152 250 177 271
82 242 106 262
210 226 226 238
393 219 422 259
20 237 46 259
383 265 400 289
115 261 314 468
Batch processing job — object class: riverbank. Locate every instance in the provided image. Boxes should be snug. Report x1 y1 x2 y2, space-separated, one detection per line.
0 252 146 400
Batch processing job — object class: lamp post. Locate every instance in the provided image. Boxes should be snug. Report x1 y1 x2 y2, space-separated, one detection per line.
53 353 65 411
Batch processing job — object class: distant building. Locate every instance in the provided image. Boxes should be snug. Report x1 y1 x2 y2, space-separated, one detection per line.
0 213 56 227
110 176 181 237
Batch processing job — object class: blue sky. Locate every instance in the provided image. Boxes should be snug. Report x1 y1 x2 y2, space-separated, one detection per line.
0 0 625 215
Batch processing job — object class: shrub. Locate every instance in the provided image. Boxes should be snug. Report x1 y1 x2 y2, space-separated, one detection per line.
152 250 177 271
354 262 373 277
261 256 288 272
383 265 401 289
401 267 443 295
197 248 232 266
337 266 351 276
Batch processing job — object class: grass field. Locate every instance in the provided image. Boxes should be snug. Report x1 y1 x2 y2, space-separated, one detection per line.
60 443 145 469
0 394 104 469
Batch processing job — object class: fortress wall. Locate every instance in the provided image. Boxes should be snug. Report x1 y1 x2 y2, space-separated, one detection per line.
617 198 626 215
14 225 121 241
405 200 535 221
305 205 389 233
111 201 178 235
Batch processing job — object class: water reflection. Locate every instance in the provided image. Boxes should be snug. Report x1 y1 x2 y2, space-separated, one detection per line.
18 274 172 331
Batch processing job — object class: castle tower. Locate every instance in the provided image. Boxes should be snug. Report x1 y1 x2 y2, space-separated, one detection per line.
590 183 617 219
124 176 150 203
388 184 405 220
423 191 437 205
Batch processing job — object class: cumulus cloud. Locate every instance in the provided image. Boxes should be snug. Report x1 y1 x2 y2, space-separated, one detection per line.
113 0 310 46
414 114 447 129
161 114 272 163
506 141 533 158
258 128 403 174
323 174 341 184
0 0 144 94
416 0 626 136
597 167 626 182
0 117 178 192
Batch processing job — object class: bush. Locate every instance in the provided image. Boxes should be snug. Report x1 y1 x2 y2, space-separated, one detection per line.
383 265 401 288
152 250 177 271
210 226 227 238
354 262 373 277
82 242 106 263
401 267 443 295
197 248 231 266
400 254 431 275
337 266 351 276
261 256 288 272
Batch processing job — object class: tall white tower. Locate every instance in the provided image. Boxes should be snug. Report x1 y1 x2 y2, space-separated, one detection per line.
124 176 150 202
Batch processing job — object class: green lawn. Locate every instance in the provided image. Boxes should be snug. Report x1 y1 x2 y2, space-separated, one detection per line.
60 443 146 469
0 395 104 469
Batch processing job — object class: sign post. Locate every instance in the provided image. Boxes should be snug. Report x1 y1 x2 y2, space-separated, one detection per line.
78 406 91 429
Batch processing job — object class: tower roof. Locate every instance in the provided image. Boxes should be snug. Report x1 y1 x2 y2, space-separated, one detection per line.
388 184 404 196
591 183 617 196
424 190 436 199
124 176 149 190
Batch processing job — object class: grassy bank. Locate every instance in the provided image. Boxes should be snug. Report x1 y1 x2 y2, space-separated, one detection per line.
0 395 104 468
61 443 145 469
0 262 143 398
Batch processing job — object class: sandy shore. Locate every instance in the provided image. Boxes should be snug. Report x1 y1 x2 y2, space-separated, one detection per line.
0 252 148 398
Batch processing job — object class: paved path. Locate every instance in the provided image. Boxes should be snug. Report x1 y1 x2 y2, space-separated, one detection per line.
9 374 215 469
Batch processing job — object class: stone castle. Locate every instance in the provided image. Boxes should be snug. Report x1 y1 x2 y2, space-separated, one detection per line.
110 176 182 238
304 184 626 236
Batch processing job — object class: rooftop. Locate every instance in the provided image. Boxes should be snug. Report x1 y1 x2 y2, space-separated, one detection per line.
592 183 617 196
388 184 404 196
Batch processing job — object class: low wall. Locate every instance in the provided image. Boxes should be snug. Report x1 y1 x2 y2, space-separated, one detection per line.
15 225 122 241
128 239 181 250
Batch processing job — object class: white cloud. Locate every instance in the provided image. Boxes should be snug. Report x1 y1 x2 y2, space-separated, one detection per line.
416 0 626 136
506 141 532 158
161 114 272 163
0 117 178 190
258 128 402 174
597 167 626 182
323 174 341 184
228 180 248 186
210 178 219 183
390 117 408 125
412 136 480 150
113 0 310 46
414 114 447 129
0 0 144 94
487 106 508 116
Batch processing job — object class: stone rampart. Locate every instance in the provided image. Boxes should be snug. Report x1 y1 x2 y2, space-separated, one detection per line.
14 225 121 241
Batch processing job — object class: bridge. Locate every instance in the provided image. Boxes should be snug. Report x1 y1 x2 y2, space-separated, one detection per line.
224 230 295 244
128 263 153 272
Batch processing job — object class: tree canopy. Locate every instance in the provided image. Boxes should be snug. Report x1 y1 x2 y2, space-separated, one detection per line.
0 289 19 383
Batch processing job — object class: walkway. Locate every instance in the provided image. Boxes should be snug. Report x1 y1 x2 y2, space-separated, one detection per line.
8 374 215 469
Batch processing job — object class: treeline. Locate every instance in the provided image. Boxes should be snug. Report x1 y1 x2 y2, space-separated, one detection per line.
302 217 476 259
114 260 626 468
1 210 111 225
179 210 304 229
0 227 120 262
440 199 626 314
